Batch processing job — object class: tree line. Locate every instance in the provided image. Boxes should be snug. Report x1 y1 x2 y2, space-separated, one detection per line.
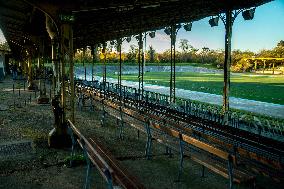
74 39 284 72
1 39 283 73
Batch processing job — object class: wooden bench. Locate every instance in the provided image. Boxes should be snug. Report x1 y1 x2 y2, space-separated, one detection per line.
76 83 284 185
80 94 256 186
68 120 145 189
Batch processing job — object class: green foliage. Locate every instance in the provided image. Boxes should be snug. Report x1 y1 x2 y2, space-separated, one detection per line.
126 44 138 63
231 50 255 72
0 41 10 51
72 40 284 72
148 45 156 63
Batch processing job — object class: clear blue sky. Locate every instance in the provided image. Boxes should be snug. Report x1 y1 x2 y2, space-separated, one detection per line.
1 0 284 53
122 0 284 53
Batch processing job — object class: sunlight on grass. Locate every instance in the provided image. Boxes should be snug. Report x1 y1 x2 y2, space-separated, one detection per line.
117 71 284 104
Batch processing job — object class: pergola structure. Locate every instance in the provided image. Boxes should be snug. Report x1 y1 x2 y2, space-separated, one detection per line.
244 57 284 74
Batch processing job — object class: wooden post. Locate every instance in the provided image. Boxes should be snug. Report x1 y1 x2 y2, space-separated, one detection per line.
263 60 266 74
272 63 275 75
223 10 233 123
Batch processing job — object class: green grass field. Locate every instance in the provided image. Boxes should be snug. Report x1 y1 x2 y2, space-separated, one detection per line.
103 72 284 105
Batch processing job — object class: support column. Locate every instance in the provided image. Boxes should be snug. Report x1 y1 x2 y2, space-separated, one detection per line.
27 54 37 91
263 60 266 74
91 44 97 82
52 38 60 95
223 10 233 123
117 39 123 100
48 23 73 148
102 43 107 97
137 33 143 100
37 38 49 104
83 47 86 80
272 62 275 75
69 29 75 123
170 24 178 103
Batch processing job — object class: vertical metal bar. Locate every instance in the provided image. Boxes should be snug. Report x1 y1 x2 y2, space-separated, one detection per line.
119 107 124 139
68 127 76 167
119 40 122 100
83 146 92 189
51 39 56 95
102 43 107 99
138 33 143 100
177 133 184 181
227 154 234 189
173 31 176 102
170 25 173 102
69 26 75 123
144 120 152 160
104 169 114 189
91 45 95 82
223 10 233 124
141 33 145 98
60 25 66 121
83 47 86 81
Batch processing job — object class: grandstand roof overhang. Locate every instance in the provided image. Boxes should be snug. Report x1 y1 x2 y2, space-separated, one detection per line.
0 0 272 59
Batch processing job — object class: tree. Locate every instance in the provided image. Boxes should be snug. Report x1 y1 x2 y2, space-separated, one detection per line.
201 47 210 63
0 42 10 51
126 44 138 63
277 40 284 47
273 40 284 58
148 45 156 63
179 39 194 63
179 39 192 53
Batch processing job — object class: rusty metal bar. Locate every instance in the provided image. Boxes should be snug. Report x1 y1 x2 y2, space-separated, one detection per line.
223 10 232 124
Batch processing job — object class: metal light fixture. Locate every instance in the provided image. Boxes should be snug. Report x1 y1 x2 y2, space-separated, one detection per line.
149 31 155 38
126 36 131 43
164 27 171 35
242 8 255 20
183 23 192 31
209 16 219 27
176 23 181 30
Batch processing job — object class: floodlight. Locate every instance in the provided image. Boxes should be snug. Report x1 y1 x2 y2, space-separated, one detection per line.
126 36 131 43
209 17 219 27
149 31 155 38
242 8 255 20
164 27 171 35
135 35 140 41
183 23 192 31
176 23 181 29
